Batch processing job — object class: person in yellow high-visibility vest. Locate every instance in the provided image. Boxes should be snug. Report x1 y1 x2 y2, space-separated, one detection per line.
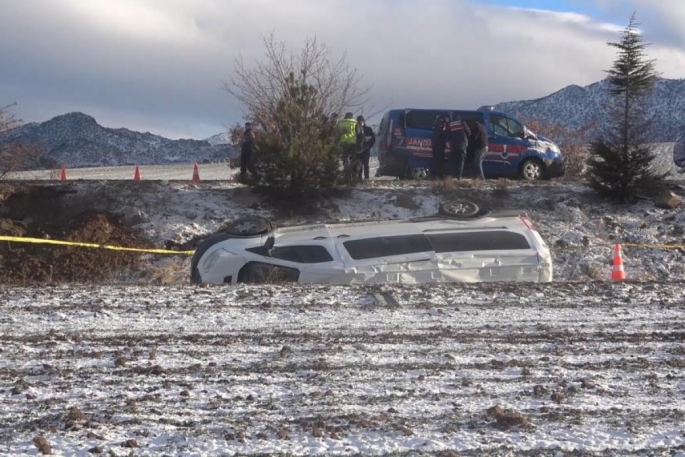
338 112 358 165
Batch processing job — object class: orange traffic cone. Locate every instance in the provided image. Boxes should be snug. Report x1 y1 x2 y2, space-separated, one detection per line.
133 166 141 181
60 166 67 181
192 163 201 183
611 243 626 281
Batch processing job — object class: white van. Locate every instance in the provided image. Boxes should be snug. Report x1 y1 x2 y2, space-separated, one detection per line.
190 201 553 285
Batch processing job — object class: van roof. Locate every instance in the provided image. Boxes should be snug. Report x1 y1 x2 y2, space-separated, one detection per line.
387 108 508 116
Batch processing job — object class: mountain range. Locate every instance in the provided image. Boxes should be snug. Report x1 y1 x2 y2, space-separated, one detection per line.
496 77 685 141
2 77 684 170
0 112 233 169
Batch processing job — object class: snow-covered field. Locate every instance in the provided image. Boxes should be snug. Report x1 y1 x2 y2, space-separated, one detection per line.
1 282 684 456
2 154 685 455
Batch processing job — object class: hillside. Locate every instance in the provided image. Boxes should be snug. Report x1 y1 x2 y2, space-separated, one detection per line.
0 112 234 169
496 77 685 141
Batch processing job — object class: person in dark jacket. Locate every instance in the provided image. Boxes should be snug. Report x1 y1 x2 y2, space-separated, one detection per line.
468 120 489 180
240 122 257 178
356 116 376 180
447 114 471 179
431 113 450 179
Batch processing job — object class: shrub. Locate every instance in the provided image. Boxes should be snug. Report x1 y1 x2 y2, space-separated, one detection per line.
519 117 593 181
224 34 370 199
0 103 45 179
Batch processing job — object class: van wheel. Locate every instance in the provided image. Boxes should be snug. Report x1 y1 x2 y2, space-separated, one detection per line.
224 217 272 237
439 201 480 218
410 167 430 180
519 159 545 181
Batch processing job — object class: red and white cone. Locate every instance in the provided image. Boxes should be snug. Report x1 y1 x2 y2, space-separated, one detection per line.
611 243 626 281
192 163 201 183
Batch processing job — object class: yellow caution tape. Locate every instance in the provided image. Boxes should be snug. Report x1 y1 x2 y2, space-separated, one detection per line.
0 235 682 256
554 242 685 252
620 242 685 249
0 235 195 256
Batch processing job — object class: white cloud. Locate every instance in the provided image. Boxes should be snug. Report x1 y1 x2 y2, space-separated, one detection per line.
0 0 683 139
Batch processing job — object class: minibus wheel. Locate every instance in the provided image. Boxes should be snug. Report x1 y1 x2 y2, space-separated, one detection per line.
224 217 273 237
439 200 480 218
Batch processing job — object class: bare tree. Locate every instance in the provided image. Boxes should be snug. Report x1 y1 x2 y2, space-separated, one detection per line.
519 116 595 180
224 33 371 131
0 103 45 179
0 103 21 132
222 34 373 196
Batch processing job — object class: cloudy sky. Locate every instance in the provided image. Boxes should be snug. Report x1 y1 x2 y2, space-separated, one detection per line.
1 0 684 139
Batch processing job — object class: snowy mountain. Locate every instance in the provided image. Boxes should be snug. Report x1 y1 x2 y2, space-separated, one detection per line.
0 112 234 169
204 132 231 146
496 77 685 142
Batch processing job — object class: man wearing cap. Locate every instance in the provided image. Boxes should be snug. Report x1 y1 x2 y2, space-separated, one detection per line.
356 115 376 181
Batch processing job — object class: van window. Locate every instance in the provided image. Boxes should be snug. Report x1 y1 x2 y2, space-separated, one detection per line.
344 234 433 260
405 110 444 130
378 112 390 135
455 112 485 125
427 231 530 252
490 114 524 138
238 262 300 284
246 245 333 263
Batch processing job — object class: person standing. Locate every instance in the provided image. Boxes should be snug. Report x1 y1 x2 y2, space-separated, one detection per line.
447 114 471 180
240 122 257 178
468 120 489 180
356 116 376 180
338 112 358 167
431 113 449 179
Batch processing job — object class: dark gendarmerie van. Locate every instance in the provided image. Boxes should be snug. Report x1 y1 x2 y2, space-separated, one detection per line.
375 106 565 181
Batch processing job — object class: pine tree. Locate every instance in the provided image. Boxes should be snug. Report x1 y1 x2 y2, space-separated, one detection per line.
250 71 342 196
587 13 666 201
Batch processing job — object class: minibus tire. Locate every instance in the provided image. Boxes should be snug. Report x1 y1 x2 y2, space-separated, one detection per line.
439 201 480 218
224 217 273 237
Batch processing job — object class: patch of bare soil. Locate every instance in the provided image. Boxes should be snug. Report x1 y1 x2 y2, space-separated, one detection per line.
0 185 144 284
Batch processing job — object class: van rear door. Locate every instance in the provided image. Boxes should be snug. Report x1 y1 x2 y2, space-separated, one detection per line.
428 230 541 282
403 109 444 160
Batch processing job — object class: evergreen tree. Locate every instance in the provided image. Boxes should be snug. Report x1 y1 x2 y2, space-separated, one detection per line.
224 34 370 199
249 71 342 196
587 13 666 201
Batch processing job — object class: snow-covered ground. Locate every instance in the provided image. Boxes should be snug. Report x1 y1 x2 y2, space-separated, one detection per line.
33 178 682 283
2 155 685 456
1 282 684 456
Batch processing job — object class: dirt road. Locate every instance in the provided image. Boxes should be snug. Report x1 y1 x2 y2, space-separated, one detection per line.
1 282 684 456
